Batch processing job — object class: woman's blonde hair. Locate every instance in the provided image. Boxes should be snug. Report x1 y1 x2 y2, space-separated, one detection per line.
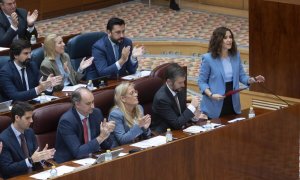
44 34 59 60
113 82 142 127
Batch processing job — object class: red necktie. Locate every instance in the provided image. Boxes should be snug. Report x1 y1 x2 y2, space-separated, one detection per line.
82 118 89 144
20 134 29 158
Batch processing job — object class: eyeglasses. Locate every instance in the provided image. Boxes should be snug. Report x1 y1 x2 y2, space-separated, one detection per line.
126 90 138 96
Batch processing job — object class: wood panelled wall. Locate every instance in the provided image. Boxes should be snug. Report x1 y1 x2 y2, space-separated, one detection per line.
168 0 249 10
249 0 300 99
17 0 126 20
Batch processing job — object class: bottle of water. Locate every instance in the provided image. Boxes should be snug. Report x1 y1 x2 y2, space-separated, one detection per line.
166 128 173 142
40 93 47 104
248 106 255 118
49 166 58 178
30 35 37 45
87 80 94 91
99 80 105 88
105 150 112 161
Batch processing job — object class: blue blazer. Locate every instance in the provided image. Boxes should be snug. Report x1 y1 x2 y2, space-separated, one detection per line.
86 34 138 79
198 52 249 118
109 105 151 147
54 107 112 164
0 60 40 101
0 8 38 47
151 84 194 133
0 126 38 179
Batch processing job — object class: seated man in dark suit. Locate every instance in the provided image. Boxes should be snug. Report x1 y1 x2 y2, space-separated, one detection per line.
86 17 145 79
151 63 200 133
54 87 115 164
0 39 62 101
0 0 38 47
0 102 55 179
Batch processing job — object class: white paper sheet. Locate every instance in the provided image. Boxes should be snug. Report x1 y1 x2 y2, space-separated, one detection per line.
118 152 128 157
183 125 206 134
130 135 167 148
32 95 59 102
0 47 9 51
73 158 96 166
30 165 75 180
121 70 151 80
202 123 222 130
228 117 246 123
62 84 87 92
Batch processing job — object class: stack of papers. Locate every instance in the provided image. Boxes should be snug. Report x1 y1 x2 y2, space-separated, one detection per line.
62 84 87 92
121 70 151 80
33 95 58 102
202 123 223 130
228 117 246 123
30 165 75 180
130 135 166 148
183 125 206 134
73 158 96 166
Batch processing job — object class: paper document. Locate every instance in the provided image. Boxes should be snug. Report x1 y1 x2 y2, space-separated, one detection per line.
202 123 222 130
30 165 75 180
32 95 58 102
62 84 87 92
0 47 9 51
183 125 206 134
130 135 167 148
121 70 151 80
118 152 129 157
228 117 246 123
73 158 96 166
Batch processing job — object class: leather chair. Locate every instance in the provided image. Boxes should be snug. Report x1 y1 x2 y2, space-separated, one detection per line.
93 89 115 118
149 63 171 81
30 47 44 68
134 77 163 115
0 116 12 133
66 32 106 71
32 103 72 148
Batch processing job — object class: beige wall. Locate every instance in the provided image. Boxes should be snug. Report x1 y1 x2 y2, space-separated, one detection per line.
174 0 249 10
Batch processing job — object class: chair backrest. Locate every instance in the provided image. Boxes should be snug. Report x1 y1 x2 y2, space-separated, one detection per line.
30 47 44 68
134 77 164 115
32 102 72 148
93 89 115 118
149 63 171 81
0 56 10 69
0 116 12 133
67 32 106 70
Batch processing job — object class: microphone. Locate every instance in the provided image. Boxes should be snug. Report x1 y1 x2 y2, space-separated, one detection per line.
256 83 290 107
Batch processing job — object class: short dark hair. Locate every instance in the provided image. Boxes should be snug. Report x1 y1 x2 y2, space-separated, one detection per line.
9 39 31 60
106 17 125 31
11 102 34 122
165 63 186 81
208 26 237 59
71 87 91 106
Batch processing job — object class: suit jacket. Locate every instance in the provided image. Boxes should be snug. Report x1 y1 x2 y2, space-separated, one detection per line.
151 84 194 133
109 105 151 147
0 8 38 47
198 52 249 118
86 34 138 79
40 53 84 91
0 126 38 179
0 60 40 101
54 107 112 164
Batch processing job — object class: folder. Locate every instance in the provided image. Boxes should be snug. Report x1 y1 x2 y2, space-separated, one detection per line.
224 87 247 97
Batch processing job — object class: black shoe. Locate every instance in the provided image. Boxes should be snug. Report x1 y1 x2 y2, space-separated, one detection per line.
170 2 180 11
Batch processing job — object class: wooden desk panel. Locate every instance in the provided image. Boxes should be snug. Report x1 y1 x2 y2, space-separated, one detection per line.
10 105 299 180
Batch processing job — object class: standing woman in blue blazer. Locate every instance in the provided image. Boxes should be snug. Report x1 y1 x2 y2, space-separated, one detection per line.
198 27 265 119
109 82 151 147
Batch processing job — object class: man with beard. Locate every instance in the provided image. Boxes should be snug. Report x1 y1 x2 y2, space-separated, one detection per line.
86 17 145 79
0 39 62 101
151 63 200 133
0 0 38 47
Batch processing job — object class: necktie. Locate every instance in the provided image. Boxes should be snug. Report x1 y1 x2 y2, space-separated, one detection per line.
21 68 27 90
113 44 119 61
82 118 89 144
174 94 182 115
20 134 29 158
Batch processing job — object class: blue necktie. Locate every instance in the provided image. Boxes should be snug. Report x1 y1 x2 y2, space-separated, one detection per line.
113 44 119 61
21 68 27 90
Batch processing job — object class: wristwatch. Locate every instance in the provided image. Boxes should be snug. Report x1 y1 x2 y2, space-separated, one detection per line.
28 157 33 164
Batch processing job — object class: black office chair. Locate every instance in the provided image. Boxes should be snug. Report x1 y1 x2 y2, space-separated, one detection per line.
66 32 106 71
31 47 44 68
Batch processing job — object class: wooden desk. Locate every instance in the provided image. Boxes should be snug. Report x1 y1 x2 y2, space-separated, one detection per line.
11 104 299 180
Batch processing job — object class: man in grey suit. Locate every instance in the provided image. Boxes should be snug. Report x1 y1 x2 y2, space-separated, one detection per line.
0 0 38 47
